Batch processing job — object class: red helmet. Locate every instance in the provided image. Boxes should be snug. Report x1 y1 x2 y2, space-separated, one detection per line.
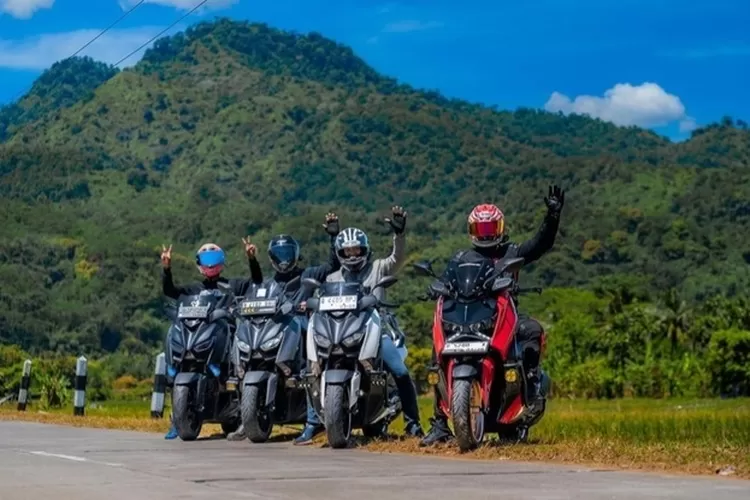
468 204 505 248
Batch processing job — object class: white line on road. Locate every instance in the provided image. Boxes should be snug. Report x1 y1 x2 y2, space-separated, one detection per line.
26 451 123 467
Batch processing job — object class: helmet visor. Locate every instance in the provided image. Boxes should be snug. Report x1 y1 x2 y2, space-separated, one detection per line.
343 246 363 257
469 219 504 239
197 249 225 267
269 244 299 267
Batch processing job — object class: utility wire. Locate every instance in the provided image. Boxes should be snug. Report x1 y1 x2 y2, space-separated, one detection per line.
112 0 209 67
4 1 146 106
68 0 148 61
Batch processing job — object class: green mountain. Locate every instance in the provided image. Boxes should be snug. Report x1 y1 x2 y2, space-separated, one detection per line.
1 18 750 358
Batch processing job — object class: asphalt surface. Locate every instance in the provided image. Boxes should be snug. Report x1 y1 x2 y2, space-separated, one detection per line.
0 422 748 500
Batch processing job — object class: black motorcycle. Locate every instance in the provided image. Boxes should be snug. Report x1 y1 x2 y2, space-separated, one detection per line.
232 277 308 443
165 289 240 441
302 276 403 449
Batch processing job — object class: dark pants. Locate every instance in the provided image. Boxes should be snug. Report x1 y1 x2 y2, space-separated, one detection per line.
432 314 543 420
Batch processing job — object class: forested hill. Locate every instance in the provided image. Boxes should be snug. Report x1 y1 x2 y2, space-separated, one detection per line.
1 18 750 357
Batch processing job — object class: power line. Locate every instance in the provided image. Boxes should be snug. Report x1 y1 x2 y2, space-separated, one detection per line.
4 1 146 106
112 0 209 67
68 0 148 61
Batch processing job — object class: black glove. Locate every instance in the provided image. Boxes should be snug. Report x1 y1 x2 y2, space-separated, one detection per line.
322 212 340 237
544 185 565 219
385 206 407 234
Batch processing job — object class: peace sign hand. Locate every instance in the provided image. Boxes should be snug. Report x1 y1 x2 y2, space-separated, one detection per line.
242 237 257 260
161 245 172 269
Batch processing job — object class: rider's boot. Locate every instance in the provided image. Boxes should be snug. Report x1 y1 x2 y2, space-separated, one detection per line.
419 416 453 446
227 424 247 441
293 423 325 445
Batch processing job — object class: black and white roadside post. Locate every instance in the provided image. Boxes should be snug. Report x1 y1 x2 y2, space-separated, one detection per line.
150 352 167 419
73 356 87 416
17 359 32 411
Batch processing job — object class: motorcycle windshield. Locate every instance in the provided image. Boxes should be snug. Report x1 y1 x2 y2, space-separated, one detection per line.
442 298 496 326
447 260 495 298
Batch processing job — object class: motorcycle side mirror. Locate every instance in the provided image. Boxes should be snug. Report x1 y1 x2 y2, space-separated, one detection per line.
412 260 436 278
490 277 514 293
302 277 322 290
429 281 451 297
374 275 398 290
359 295 378 310
209 309 230 322
306 298 319 311
279 302 293 315
496 257 525 275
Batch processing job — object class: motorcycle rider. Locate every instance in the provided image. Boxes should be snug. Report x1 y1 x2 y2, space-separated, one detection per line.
420 185 565 447
227 213 342 441
296 206 424 443
162 241 263 439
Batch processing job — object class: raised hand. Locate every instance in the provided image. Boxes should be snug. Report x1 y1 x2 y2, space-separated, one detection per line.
161 245 172 269
385 205 407 234
242 237 257 259
322 212 340 237
544 185 565 216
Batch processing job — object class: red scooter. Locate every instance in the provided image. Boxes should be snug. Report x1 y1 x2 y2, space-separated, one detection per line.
413 256 546 451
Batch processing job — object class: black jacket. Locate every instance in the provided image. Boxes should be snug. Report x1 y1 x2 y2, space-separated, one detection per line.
161 257 263 300
268 235 340 305
442 212 560 279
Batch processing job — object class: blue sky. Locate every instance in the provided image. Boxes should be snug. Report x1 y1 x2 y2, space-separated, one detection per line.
1 0 749 140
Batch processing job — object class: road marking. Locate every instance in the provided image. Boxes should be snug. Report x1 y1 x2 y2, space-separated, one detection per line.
27 451 122 467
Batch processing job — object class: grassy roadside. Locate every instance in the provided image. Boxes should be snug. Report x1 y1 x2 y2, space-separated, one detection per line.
1 397 748 479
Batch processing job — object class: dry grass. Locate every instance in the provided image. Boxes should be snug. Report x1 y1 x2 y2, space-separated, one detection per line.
1 397 748 479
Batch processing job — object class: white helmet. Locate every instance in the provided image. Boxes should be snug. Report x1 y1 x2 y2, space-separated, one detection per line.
334 227 371 272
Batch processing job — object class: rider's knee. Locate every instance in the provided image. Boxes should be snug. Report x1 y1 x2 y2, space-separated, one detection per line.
517 317 543 343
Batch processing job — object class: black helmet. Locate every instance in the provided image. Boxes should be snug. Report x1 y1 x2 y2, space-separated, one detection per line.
334 227 371 272
268 234 300 273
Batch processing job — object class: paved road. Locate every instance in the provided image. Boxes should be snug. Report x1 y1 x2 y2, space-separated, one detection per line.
0 422 748 500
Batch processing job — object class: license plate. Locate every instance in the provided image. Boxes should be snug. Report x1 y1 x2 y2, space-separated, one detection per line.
442 341 489 355
178 305 209 319
240 299 277 315
318 295 358 312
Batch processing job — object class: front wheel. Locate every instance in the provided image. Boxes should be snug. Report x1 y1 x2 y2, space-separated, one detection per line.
241 385 273 443
451 378 485 452
172 385 202 441
324 384 352 449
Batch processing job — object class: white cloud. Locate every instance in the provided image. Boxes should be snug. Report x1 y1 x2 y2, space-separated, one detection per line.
0 0 54 19
544 82 695 130
119 0 237 10
0 27 165 70
383 20 443 33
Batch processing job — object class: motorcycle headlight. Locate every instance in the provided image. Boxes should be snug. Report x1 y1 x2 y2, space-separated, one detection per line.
442 321 463 335
236 340 250 352
314 333 331 348
260 336 282 351
470 317 496 335
342 331 364 347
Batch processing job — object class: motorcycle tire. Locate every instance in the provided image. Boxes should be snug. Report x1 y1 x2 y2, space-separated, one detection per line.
172 385 202 441
241 385 273 443
451 378 485 452
324 384 352 449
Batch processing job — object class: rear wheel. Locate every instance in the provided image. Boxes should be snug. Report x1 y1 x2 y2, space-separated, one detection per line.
172 385 202 441
324 384 351 449
241 385 273 443
451 378 485 452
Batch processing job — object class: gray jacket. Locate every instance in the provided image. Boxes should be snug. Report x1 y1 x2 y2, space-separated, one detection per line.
326 233 406 301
